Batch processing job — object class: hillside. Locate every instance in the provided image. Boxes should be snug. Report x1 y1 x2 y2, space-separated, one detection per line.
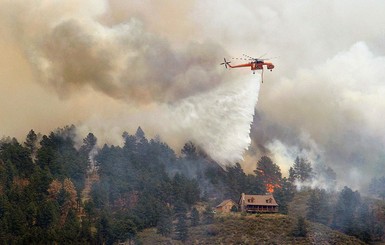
137 213 365 244
1 127 383 244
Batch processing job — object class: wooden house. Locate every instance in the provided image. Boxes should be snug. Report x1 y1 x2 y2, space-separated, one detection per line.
239 193 278 213
216 199 238 213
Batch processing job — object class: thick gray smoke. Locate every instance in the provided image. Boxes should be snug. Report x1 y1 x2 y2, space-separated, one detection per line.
247 42 385 190
191 0 385 190
2 0 385 190
4 1 225 103
0 0 259 165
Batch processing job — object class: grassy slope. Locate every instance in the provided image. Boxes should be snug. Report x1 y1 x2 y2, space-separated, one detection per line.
138 213 365 245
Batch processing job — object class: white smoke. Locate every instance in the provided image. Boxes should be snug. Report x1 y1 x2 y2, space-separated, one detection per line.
266 135 322 174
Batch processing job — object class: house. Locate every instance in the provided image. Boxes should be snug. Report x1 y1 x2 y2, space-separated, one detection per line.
239 193 278 213
216 199 238 213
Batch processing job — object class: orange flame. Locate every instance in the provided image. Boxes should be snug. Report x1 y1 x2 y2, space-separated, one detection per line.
266 183 281 193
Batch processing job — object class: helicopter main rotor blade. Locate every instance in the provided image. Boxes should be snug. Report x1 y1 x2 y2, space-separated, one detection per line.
243 54 256 60
232 58 249 61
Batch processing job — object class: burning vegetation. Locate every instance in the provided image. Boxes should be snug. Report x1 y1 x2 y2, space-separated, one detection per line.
0 126 385 243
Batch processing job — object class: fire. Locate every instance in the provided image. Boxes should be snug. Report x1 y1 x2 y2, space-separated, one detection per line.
266 183 281 193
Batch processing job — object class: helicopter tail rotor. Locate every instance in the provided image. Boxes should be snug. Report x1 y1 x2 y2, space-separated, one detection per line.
220 58 231 69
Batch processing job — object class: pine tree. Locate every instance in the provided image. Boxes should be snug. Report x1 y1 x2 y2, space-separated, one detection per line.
203 207 214 224
24 129 39 160
157 207 173 237
191 207 200 226
254 156 282 193
181 141 198 160
289 156 313 183
175 213 188 241
332 186 361 234
306 190 319 222
306 188 330 224
273 177 295 214
96 214 112 245
135 127 145 140
369 176 385 200
292 216 308 237
112 218 137 243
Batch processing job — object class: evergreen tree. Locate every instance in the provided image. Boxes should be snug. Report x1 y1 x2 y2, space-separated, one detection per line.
172 173 200 207
332 186 361 234
254 156 282 192
369 176 385 200
24 129 39 160
202 207 214 224
292 216 308 237
0 140 34 178
289 156 313 183
175 213 188 241
112 218 137 243
355 202 372 242
79 217 94 244
181 141 198 160
36 200 59 229
157 206 173 237
273 177 295 214
191 207 200 226
81 133 97 153
96 214 113 245
59 209 81 243
306 188 330 225
135 126 145 140
224 163 248 200
80 133 98 170
231 205 238 212
307 189 320 221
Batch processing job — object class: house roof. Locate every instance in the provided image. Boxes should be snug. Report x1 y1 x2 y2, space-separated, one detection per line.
239 194 278 206
216 199 237 208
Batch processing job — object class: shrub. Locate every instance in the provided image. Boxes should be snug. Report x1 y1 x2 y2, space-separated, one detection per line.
206 226 219 236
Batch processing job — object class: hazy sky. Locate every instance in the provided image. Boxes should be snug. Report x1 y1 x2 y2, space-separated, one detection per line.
1 0 385 190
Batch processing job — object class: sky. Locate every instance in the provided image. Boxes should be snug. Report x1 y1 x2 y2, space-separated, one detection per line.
1 0 385 190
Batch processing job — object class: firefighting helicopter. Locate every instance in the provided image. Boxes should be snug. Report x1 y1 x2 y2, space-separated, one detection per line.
220 54 275 83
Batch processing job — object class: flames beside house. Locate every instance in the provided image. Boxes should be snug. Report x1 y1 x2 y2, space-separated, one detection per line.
239 193 278 213
266 183 281 193
215 193 279 214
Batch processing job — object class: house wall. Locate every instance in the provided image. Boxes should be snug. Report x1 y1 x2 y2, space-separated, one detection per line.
244 205 278 213
217 202 236 212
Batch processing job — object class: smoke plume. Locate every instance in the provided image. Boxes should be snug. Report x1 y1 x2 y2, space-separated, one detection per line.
2 0 385 190
3 1 225 103
191 0 385 189
0 0 258 165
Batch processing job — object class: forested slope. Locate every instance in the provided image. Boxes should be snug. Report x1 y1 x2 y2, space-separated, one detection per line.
1 125 385 244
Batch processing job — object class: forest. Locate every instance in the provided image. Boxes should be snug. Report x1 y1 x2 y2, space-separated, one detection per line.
1 125 385 244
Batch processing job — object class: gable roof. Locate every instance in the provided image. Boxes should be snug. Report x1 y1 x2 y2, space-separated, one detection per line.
239 194 278 206
216 199 237 208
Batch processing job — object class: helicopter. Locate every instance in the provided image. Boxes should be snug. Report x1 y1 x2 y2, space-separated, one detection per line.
220 54 275 83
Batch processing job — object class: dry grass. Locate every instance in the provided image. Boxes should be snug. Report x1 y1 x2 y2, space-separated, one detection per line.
137 212 365 244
